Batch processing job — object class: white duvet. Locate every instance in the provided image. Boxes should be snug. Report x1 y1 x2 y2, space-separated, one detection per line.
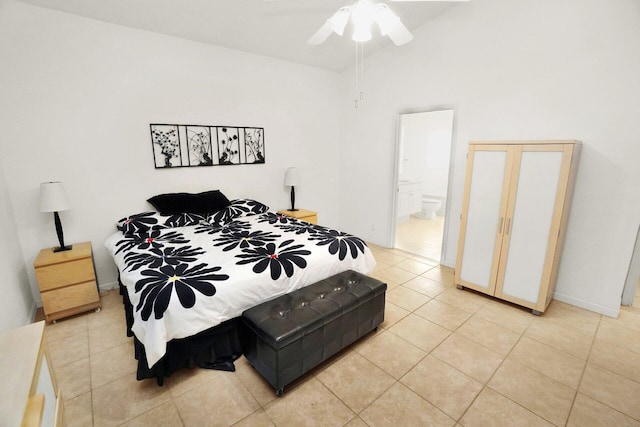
104 210 376 368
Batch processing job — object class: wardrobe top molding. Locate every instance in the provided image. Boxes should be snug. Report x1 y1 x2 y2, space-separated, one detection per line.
469 140 582 146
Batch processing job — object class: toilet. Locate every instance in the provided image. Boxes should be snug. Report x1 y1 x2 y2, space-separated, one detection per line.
418 196 442 220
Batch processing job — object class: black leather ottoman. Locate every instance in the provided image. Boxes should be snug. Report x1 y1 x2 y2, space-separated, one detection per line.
242 270 387 396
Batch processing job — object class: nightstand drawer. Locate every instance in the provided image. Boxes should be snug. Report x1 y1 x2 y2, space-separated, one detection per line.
35 258 95 291
41 281 99 314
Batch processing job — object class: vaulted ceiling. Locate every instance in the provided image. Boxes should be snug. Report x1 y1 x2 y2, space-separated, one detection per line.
15 0 462 72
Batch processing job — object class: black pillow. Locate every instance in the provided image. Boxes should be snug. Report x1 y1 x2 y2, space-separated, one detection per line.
147 190 230 214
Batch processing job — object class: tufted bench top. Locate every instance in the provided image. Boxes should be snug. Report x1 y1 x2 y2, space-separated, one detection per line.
242 270 387 349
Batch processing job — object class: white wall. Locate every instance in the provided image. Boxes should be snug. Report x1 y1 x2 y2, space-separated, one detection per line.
0 161 34 331
2 0 638 321
0 1 342 308
339 0 640 317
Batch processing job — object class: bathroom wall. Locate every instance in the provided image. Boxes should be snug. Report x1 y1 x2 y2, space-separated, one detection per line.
397 114 424 183
420 110 453 205
398 110 453 214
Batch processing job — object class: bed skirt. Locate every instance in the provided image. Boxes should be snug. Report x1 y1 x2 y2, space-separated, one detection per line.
119 281 244 386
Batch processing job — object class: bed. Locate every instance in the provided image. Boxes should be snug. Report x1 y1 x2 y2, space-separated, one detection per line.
104 195 377 384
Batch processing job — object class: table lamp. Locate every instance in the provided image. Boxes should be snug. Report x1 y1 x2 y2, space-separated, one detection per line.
284 167 300 211
39 181 72 252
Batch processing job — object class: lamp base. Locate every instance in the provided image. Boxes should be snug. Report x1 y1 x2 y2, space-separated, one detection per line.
53 245 73 253
286 209 300 212
289 187 297 212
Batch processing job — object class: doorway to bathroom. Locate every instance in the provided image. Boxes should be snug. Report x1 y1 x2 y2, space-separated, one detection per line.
393 109 454 263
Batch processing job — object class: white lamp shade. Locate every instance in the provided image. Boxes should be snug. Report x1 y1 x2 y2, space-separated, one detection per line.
39 182 71 212
284 167 300 186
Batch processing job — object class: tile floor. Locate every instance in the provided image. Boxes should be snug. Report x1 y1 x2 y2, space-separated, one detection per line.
395 215 444 262
39 244 640 426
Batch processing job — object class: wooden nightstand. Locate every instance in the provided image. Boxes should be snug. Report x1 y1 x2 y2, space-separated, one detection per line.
278 209 318 224
34 242 101 323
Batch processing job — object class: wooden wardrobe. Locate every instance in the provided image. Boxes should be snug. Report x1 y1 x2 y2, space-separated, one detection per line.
455 140 581 314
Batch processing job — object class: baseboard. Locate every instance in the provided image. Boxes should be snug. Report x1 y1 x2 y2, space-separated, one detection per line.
99 281 120 293
553 292 620 318
440 256 455 269
29 301 38 323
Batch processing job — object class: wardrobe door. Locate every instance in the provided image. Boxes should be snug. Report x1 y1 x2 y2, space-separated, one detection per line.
456 145 513 294
496 145 571 308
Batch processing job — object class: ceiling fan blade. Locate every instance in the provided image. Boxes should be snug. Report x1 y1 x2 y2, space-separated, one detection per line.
307 21 333 45
386 21 414 45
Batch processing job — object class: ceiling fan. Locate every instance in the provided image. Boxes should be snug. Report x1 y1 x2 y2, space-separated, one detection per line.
307 0 470 46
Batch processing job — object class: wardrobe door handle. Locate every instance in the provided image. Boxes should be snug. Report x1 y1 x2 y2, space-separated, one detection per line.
498 217 504 234
505 218 512 235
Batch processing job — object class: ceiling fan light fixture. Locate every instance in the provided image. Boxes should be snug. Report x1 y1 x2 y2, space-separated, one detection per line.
352 25 373 42
351 0 377 42
375 4 401 35
386 22 414 45
307 0 470 46
328 7 351 36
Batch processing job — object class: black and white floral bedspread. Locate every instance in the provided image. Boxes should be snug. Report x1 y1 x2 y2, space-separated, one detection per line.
104 203 376 368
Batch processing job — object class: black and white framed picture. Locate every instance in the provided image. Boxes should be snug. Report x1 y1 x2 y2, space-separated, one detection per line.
151 124 182 168
217 127 240 165
244 127 265 164
186 126 214 166
150 123 265 169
